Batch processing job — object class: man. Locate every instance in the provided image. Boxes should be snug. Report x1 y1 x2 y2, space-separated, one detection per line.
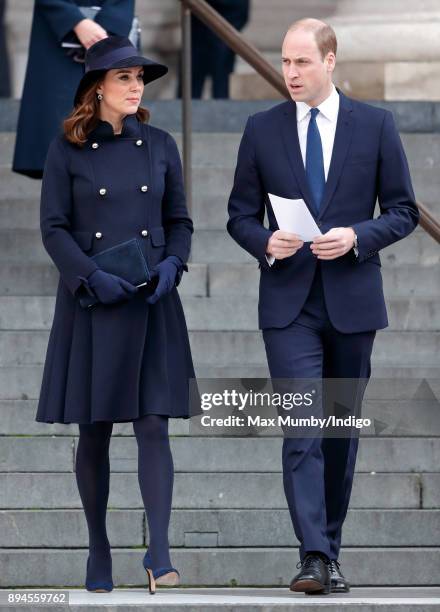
227 18 418 594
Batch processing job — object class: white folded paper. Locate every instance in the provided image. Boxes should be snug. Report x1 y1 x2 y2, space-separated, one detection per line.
268 193 322 242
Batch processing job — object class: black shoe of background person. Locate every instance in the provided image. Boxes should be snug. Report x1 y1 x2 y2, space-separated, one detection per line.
329 559 350 592
290 552 331 595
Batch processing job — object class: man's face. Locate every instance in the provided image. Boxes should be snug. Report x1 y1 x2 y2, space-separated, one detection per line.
281 28 335 107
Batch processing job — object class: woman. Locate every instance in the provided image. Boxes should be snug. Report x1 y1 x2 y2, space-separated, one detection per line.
13 0 135 178
36 35 195 594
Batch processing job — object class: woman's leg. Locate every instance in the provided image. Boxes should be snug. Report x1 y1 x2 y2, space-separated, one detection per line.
133 414 174 570
75 421 113 583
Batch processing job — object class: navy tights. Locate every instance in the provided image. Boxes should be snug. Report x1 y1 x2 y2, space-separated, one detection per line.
75 415 173 584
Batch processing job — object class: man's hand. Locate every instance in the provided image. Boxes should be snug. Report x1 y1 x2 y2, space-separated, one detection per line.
266 230 304 260
310 227 355 260
73 19 107 49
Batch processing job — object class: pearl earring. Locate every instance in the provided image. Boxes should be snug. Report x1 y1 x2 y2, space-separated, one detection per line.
97 93 103 101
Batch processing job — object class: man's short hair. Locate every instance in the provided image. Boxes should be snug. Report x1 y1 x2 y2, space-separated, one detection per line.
287 18 337 60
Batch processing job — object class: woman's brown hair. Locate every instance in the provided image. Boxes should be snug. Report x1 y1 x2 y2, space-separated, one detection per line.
63 76 150 146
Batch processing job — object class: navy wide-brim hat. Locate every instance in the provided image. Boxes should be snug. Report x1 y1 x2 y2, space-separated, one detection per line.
74 35 168 106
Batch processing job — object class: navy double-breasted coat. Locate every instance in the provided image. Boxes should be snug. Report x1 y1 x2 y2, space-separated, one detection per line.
13 0 134 178
36 114 195 424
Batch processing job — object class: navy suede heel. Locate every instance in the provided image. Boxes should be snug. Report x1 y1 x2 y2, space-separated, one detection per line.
85 555 113 593
142 551 180 594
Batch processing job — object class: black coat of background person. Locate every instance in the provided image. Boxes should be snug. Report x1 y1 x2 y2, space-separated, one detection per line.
0 0 11 97
12 0 134 178
35 114 195 424
190 0 250 98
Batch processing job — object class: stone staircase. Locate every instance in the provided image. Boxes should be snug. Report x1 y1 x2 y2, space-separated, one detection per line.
0 100 439 606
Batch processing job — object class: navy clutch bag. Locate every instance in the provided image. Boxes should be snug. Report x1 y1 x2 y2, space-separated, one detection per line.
79 238 151 308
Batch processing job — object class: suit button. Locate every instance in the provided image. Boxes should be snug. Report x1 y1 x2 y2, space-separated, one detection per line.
140 185 148 192
135 139 143 146
92 142 99 149
99 188 107 196
141 229 148 237
95 232 103 239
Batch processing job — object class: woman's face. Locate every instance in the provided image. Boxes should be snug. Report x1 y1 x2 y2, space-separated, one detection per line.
96 66 145 117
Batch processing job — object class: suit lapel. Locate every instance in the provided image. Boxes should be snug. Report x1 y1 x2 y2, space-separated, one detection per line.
278 92 355 221
317 92 354 220
279 101 318 218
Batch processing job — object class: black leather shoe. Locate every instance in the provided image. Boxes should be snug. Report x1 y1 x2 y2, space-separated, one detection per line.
290 554 330 595
329 559 350 592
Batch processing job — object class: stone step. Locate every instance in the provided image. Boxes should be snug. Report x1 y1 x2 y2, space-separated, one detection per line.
0 165 235 202
0 262 208 298
1 436 439 474
2 98 440 134
0 295 438 332
2 131 438 172
2 393 439 438
191 229 439 265
1 508 438 548
185 296 437 331
207 262 440 297
1 363 439 402
1 472 434 510
0 195 439 238
0 168 440 234
0 132 245 172
0 229 436 267
0 548 439 587
0 330 439 371
187 331 440 367
0 190 438 238
0 132 242 171
0 261 437 298
2 588 440 611
189 365 440 381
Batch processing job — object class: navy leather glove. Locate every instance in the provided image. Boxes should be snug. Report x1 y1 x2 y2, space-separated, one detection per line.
87 269 138 305
146 256 182 305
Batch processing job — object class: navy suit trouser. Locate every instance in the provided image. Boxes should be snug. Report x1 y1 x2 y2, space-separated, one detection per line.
262 264 376 561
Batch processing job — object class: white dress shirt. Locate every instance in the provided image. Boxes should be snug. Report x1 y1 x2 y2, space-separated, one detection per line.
266 84 340 265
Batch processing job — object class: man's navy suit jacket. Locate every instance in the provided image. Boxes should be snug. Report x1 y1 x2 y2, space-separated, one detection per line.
227 91 419 333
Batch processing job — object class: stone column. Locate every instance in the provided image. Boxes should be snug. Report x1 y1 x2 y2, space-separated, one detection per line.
330 0 440 100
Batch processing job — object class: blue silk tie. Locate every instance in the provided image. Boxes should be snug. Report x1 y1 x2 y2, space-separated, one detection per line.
305 107 325 213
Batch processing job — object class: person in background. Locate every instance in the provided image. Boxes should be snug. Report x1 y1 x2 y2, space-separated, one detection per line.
179 0 249 99
13 0 134 178
0 0 11 97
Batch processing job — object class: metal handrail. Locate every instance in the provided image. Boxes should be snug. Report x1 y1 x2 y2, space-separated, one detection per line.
179 0 440 244
180 0 288 97
417 201 440 243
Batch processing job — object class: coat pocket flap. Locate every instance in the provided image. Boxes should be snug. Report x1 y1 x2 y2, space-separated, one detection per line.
71 231 93 252
150 226 166 246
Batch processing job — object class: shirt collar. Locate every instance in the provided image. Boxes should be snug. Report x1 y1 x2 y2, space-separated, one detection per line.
88 113 141 141
296 83 339 123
